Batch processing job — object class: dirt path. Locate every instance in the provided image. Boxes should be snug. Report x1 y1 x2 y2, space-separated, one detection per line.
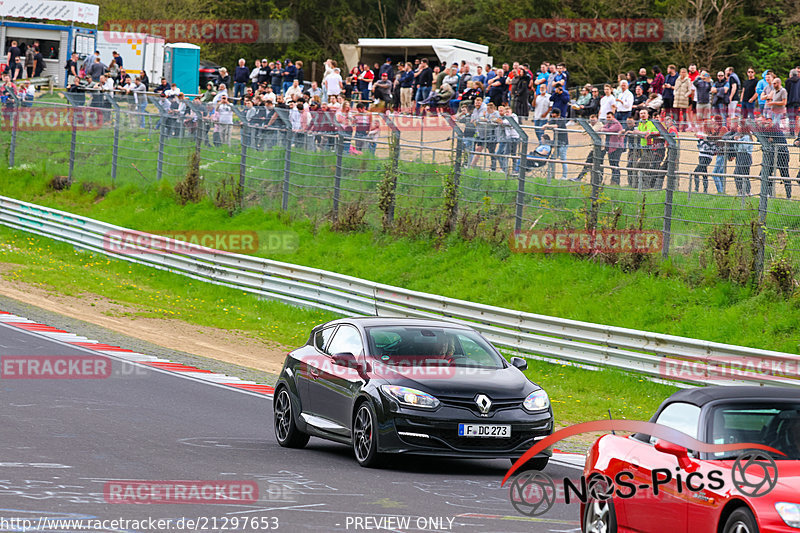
0 274 290 375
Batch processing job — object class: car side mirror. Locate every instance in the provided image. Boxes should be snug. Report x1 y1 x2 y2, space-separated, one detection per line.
510 357 528 371
332 352 357 367
655 440 693 470
332 352 367 379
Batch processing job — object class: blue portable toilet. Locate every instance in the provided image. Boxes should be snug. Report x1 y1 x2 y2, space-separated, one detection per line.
163 43 200 94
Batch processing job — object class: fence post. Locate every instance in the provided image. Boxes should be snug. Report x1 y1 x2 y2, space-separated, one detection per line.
443 114 465 231
8 92 20 168
332 133 345 219
152 97 166 181
68 97 78 183
577 118 602 231
753 131 773 277
239 122 247 209
382 114 402 227
653 121 677 259
107 95 121 188
505 116 529 232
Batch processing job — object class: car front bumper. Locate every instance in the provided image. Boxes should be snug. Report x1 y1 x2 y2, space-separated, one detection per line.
376 404 553 458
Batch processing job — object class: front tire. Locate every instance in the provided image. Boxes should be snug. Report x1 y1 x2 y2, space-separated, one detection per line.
723 508 759 533
353 401 383 467
582 494 617 533
511 456 550 471
273 387 310 448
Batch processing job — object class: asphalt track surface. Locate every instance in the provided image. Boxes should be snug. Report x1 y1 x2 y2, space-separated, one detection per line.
0 315 585 533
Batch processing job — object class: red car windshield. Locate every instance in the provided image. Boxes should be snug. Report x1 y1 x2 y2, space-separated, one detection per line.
709 403 800 460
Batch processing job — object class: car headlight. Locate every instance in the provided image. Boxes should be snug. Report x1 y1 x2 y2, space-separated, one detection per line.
776 502 800 528
523 389 550 412
380 385 440 409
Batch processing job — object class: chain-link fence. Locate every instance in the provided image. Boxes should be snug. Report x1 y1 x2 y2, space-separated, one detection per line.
2 89 800 273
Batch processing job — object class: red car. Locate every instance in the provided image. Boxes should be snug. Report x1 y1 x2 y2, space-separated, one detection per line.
581 386 800 533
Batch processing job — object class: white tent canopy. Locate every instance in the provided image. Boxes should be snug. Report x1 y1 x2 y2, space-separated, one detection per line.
0 0 99 25
340 38 492 74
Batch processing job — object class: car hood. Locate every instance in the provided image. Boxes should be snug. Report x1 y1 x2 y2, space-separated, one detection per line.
374 365 535 399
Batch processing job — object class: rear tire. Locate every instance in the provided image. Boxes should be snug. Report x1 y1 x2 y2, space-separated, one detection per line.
723 508 759 533
353 401 383 467
511 456 550 471
273 387 310 448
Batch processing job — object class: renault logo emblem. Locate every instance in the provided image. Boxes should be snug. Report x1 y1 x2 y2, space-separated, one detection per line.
475 394 492 415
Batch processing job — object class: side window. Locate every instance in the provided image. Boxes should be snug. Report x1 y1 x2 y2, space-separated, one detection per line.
314 327 335 351
651 402 701 444
325 326 363 356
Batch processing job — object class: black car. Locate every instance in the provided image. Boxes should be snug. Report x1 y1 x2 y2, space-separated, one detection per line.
199 59 222 88
273 317 554 468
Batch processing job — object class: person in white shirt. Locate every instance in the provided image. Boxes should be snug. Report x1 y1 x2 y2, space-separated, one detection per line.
325 68 343 98
212 84 228 105
499 106 521 173
215 95 234 144
615 80 633 121
249 59 261 91
285 79 304 101
533 91 552 141
165 83 181 97
262 86 277 104
321 59 335 102
599 84 617 120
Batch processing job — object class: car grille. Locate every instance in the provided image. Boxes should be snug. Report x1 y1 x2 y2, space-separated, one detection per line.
396 419 551 452
437 395 523 416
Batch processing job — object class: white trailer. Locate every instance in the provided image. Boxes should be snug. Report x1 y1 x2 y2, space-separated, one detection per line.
340 38 493 75
96 31 164 83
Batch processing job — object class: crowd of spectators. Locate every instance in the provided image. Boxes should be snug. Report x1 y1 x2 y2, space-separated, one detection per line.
4 47 800 196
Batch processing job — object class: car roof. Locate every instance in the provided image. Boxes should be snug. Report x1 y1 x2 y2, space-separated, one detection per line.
666 386 800 407
320 316 473 330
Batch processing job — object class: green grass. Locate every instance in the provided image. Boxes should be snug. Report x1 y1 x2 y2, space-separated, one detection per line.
1 167 799 356
0 224 676 424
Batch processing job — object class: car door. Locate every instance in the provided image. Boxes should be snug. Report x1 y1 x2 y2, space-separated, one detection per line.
308 324 365 435
621 402 700 533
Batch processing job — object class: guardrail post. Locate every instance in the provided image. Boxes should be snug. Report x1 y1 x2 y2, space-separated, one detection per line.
7 92 20 167
332 133 345 219
753 131 773 278
653 121 678 259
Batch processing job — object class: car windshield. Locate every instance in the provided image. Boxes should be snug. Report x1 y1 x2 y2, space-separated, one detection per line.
365 326 504 369
709 403 800 460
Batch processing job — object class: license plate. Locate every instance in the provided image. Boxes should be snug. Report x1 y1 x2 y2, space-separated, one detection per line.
458 423 511 438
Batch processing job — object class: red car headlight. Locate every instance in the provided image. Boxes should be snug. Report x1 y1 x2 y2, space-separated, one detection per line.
775 502 800 528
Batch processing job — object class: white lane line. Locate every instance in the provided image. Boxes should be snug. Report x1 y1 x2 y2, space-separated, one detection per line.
0 319 275 401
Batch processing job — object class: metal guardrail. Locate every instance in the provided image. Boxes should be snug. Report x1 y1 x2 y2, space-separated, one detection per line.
2 194 799 388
